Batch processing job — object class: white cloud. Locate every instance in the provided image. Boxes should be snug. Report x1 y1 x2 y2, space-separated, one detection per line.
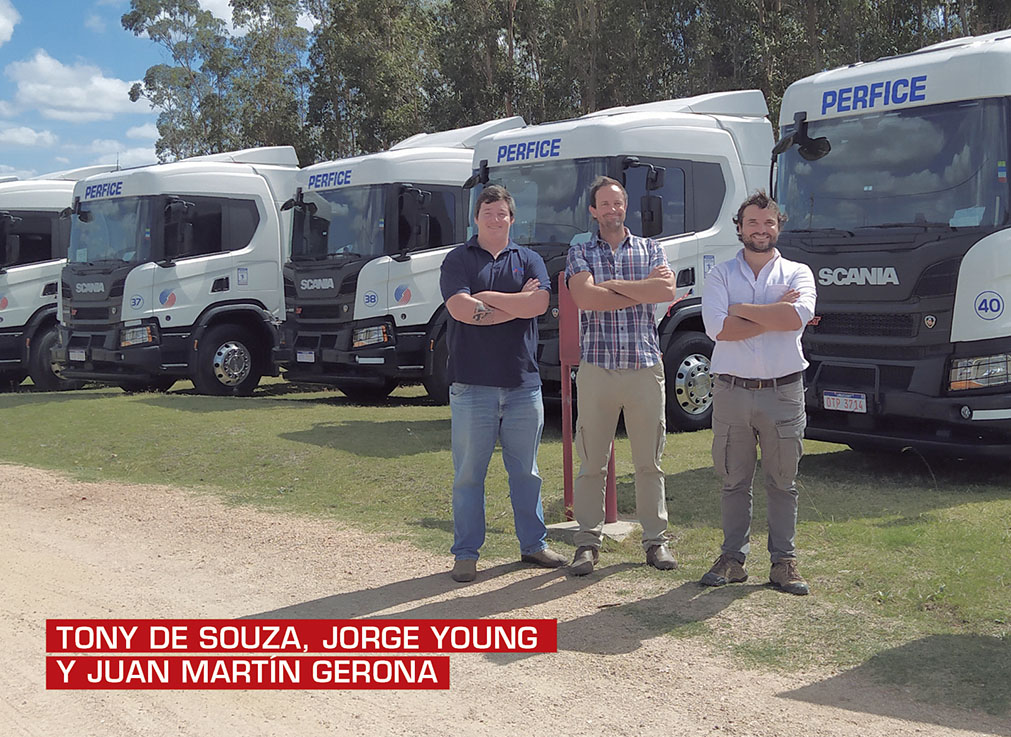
0 0 20 47
126 122 159 140
5 50 151 122
85 14 107 33
0 163 37 179
84 138 157 168
0 99 14 117
0 124 57 147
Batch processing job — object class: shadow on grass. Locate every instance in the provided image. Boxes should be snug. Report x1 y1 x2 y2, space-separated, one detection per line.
655 448 1011 530
0 389 118 408
281 419 451 456
248 567 759 658
781 634 1011 731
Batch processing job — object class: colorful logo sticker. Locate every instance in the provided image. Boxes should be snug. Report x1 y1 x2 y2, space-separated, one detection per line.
159 289 177 307
130 294 144 310
999 161 1008 184
0 295 7 309
394 284 412 305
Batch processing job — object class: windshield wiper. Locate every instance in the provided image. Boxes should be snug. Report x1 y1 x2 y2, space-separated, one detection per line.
858 222 948 228
785 228 855 237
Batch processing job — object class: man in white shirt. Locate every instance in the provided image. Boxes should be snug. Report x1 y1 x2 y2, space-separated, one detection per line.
700 192 817 595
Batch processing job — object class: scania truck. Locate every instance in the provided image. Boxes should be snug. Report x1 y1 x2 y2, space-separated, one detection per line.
0 165 115 391
274 118 524 402
774 30 1011 455
469 91 773 429
53 147 298 395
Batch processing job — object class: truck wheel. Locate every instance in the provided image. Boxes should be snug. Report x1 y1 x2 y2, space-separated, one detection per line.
29 325 84 392
0 372 26 392
118 377 177 393
663 331 714 432
336 379 398 403
422 333 450 404
192 325 261 396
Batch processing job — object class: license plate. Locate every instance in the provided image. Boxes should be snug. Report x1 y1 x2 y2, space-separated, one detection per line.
296 350 315 363
68 349 86 362
823 390 867 413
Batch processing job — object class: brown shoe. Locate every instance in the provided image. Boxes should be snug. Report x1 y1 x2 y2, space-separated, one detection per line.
451 558 477 583
569 546 599 576
769 559 809 595
521 547 567 568
645 543 678 570
700 554 748 586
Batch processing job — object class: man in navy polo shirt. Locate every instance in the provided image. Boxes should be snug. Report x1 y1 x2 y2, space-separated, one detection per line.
439 185 567 583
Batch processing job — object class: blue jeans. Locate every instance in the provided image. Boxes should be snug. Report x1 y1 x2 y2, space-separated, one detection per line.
449 383 548 560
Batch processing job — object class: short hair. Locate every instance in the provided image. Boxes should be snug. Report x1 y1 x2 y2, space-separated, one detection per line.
589 176 627 208
474 185 515 219
733 190 788 226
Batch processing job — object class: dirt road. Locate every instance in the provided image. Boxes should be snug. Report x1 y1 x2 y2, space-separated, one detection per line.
1 464 1006 737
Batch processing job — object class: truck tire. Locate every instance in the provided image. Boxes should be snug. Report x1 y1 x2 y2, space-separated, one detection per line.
422 333 450 404
29 325 84 392
192 325 261 396
663 331 714 432
336 378 398 403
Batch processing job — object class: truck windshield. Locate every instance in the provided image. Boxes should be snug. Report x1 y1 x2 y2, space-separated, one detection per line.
778 98 1010 232
69 197 155 264
476 159 605 246
292 185 385 260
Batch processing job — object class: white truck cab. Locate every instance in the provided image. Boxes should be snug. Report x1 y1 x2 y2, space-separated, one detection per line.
470 91 773 429
53 147 298 395
0 165 115 391
275 118 524 402
775 30 1011 455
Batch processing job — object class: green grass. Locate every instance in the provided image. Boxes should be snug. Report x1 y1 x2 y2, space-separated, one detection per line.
3 378 1010 715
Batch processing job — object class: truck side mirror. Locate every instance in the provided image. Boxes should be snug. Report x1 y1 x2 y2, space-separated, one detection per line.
5 233 21 265
399 186 432 253
640 195 663 238
645 166 665 191
413 213 431 251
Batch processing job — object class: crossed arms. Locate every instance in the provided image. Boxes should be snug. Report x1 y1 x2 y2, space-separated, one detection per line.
446 279 550 326
716 289 804 340
567 265 676 311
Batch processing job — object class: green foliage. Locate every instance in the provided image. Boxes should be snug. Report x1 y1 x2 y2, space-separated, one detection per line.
124 1 1011 161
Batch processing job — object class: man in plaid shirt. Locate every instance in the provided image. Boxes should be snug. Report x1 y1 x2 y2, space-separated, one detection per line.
564 176 677 575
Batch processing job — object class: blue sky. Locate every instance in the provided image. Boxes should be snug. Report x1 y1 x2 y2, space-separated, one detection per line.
0 0 246 178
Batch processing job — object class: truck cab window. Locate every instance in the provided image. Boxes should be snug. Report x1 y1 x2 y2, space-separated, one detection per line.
623 161 688 238
1 211 60 266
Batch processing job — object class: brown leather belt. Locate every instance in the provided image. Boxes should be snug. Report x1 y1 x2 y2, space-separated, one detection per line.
717 371 803 390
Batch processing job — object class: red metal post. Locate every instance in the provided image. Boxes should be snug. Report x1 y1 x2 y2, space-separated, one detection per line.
557 272 617 523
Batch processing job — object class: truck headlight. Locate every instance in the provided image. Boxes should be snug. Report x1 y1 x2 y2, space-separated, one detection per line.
949 353 1011 390
120 325 155 348
352 325 389 349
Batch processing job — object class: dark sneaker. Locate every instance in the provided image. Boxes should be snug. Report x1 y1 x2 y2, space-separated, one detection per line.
451 558 477 583
700 554 748 587
769 559 809 596
645 543 678 570
569 546 599 576
521 547 567 568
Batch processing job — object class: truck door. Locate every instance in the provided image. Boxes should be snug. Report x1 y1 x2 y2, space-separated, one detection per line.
384 186 462 328
623 159 699 299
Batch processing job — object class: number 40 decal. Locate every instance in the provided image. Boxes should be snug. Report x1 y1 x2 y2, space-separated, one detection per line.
974 291 1004 321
